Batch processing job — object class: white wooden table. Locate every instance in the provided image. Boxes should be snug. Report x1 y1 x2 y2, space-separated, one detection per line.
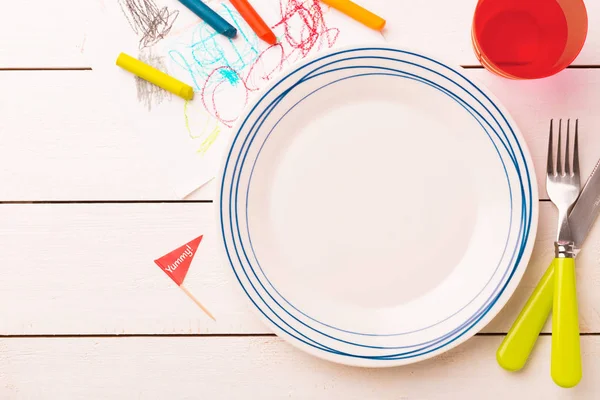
3 0 600 398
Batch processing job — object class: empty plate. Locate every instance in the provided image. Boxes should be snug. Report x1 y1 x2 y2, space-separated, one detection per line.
217 46 538 366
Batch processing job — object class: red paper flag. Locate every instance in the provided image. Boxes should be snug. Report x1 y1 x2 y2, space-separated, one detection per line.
154 235 203 286
154 235 215 321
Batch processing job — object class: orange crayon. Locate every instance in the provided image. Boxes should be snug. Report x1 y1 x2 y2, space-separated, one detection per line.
230 0 277 45
321 0 386 31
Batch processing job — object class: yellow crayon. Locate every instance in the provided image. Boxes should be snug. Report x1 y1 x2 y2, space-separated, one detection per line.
320 0 385 31
116 52 194 101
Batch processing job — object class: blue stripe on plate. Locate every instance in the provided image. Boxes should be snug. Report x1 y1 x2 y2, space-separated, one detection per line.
219 47 534 361
232 70 516 349
224 50 528 356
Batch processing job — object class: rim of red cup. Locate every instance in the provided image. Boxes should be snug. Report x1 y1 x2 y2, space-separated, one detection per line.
472 0 589 80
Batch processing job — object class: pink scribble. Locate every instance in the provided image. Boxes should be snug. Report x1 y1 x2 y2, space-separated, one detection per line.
201 66 251 127
173 0 340 128
274 0 339 58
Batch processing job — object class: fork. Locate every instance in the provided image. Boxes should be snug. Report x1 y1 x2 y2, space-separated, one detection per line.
546 119 582 388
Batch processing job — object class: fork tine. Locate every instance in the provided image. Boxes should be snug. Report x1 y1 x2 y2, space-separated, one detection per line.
557 119 563 175
574 119 580 176
565 119 571 175
547 119 554 176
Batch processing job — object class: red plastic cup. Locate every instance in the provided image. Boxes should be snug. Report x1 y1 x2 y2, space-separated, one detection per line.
472 0 588 79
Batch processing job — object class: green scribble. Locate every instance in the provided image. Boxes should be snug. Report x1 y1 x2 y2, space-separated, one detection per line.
184 100 221 155
197 126 220 155
184 100 202 139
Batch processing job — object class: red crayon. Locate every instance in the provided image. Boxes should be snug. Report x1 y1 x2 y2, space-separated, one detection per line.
230 0 277 45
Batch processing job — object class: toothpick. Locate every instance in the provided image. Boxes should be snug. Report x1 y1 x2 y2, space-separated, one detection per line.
180 284 216 321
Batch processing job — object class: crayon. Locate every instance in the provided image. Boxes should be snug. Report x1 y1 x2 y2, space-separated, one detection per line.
116 52 194 101
179 0 237 38
321 0 386 31
230 0 277 45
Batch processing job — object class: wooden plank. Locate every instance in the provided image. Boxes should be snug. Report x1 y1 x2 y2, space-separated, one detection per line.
2 69 600 201
1 202 599 335
0 203 266 335
376 0 600 67
4 0 600 67
0 71 180 201
477 68 600 203
1 336 600 398
0 0 88 68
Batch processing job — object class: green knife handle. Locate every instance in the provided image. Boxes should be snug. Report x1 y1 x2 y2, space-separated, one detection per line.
496 261 554 371
552 257 582 388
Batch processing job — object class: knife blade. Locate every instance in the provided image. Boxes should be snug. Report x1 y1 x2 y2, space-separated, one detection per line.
569 158 600 248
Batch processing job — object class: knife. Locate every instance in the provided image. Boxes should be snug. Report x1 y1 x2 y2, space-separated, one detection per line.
496 158 600 372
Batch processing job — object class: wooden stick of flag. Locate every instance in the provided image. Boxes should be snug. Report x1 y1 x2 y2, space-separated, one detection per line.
154 235 215 321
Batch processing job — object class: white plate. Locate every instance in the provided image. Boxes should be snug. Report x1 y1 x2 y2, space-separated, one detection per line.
217 46 538 367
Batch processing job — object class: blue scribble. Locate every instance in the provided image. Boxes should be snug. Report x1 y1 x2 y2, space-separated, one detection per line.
167 4 261 92
220 68 240 85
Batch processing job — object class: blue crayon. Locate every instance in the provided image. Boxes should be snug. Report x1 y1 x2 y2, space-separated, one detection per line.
178 0 237 38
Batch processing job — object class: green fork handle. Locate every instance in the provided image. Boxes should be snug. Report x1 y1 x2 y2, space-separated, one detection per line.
496 260 555 371
551 257 581 388
497 258 582 387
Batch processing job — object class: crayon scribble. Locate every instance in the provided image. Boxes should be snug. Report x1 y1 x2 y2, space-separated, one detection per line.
136 49 172 110
184 100 222 155
168 0 339 129
119 0 179 49
274 0 339 58
168 4 261 93
197 126 221 155
79 34 87 54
